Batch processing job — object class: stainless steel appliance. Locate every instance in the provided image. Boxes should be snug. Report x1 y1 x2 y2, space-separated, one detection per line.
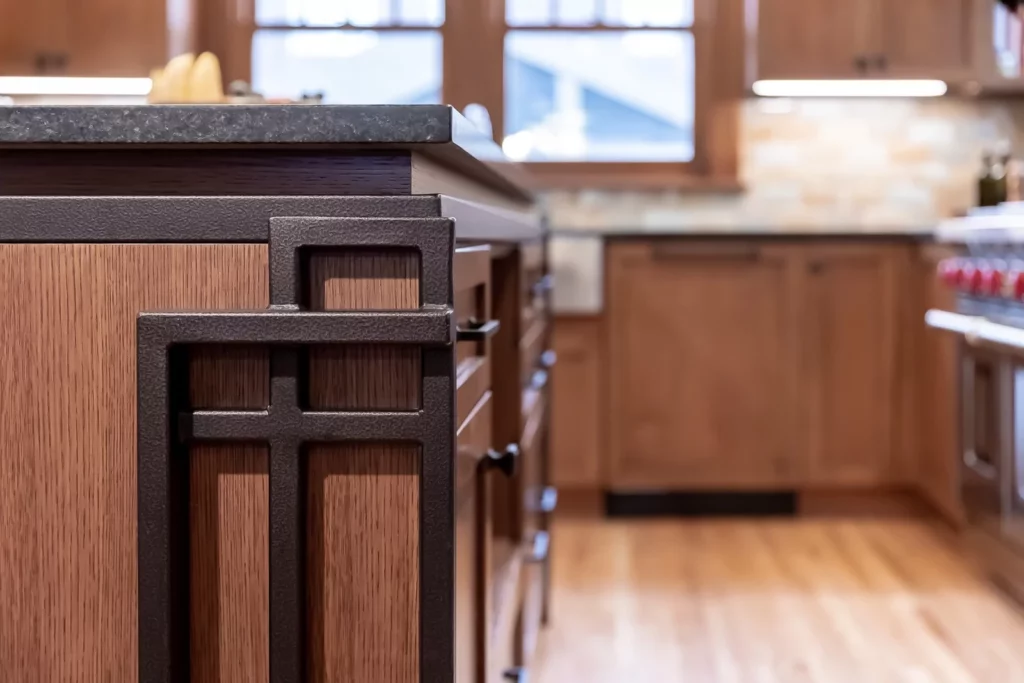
928 244 1024 600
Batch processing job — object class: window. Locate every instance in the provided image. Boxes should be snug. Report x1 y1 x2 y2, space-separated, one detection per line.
502 0 695 164
251 0 444 104
245 0 735 187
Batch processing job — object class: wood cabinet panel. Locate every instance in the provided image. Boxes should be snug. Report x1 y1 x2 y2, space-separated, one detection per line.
0 0 188 77
607 242 801 489
879 0 973 76
550 317 603 489
305 249 421 683
0 0 63 75
917 246 963 523
0 244 267 683
756 0 975 80
757 0 875 79
802 246 899 486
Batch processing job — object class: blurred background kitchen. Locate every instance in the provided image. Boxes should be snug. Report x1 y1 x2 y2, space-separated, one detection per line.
12 0 1024 680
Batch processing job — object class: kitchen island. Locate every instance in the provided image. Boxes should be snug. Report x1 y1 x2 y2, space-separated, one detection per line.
0 105 550 683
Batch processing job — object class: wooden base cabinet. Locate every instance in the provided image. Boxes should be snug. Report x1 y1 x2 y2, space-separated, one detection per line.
0 125 542 683
801 245 901 486
607 241 803 489
606 240 904 492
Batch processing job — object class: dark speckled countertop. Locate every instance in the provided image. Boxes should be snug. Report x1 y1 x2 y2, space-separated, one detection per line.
0 104 532 201
0 104 486 149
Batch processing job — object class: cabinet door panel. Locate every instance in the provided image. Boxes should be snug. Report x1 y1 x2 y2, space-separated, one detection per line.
551 318 602 489
0 244 267 683
757 0 875 78
880 0 972 76
0 0 62 75
607 243 800 489
917 246 963 523
804 247 897 486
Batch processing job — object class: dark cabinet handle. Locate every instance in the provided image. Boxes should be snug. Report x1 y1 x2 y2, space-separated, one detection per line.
875 54 888 71
539 349 557 369
504 667 529 683
35 53 47 72
530 369 548 391
457 318 500 342
855 55 869 74
526 530 550 563
486 443 520 478
539 486 558 513
809 261 824 275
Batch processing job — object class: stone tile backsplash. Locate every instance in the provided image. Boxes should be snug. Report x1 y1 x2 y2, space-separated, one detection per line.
546 97 1024 232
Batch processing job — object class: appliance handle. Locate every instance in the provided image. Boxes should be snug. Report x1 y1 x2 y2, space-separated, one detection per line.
926 309 1024 353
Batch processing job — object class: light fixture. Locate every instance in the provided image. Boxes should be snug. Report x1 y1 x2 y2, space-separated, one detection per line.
0 76 152 97
752 79 947 98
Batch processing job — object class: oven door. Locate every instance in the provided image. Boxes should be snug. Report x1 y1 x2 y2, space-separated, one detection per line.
962 346 1006 539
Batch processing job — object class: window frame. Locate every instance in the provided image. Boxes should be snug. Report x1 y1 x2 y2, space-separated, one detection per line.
225 0 741 189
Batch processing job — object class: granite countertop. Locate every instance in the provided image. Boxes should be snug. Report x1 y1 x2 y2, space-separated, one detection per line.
551 227 937 239
0 104 532 201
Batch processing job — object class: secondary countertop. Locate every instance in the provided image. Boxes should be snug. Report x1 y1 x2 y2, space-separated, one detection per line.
0 104 532 202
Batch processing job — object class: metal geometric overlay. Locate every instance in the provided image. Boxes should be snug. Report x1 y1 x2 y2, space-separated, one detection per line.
137 216 457 683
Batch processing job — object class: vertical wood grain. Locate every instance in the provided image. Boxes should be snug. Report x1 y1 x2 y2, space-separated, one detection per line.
189 446 270 683
551 317 603 490
189 346 272 683
305 249 421 682
0 244 267 683
190 345 270 409
308 250 421 410
307 445 420 683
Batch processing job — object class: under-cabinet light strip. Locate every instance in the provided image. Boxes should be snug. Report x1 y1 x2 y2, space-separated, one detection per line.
752 79 947 98
0 76 153 96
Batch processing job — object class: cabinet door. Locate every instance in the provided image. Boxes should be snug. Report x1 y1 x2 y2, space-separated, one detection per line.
917 246 963 523
879 0 973 77
607 242 801 489
803 246 899 486
550 317 602 489
757 0 876 79
0 0 63 75
64 0 173 76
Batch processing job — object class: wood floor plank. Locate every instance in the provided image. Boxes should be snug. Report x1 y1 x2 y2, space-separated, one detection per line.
535 519 1024 683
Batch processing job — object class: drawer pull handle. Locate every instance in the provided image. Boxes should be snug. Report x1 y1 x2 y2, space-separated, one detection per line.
539 349 557 369
504 667 529 683
526 531 550 563
486 443 520 478
457 318 500 342
539 486 558 513
530 369 549 391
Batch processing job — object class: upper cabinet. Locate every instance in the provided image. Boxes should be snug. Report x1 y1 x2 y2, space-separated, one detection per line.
878 0 974 77
0 0 195 77
755 0 975 81
756 0 876 79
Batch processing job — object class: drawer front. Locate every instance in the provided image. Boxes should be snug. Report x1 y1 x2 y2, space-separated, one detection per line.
489 557 522 683
519 319 547 389
518 558 545 671
456 245 494 426
519 390 546 537
521 274 551 334
456 391 494 683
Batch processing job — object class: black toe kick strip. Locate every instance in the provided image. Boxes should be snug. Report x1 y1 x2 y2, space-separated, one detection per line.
136 216 457 683
605 491 797 518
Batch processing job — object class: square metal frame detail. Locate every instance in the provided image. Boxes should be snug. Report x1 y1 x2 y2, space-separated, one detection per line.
137 216 457 683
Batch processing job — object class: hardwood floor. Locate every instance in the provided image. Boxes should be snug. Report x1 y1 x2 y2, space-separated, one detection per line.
535 519 1024 683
